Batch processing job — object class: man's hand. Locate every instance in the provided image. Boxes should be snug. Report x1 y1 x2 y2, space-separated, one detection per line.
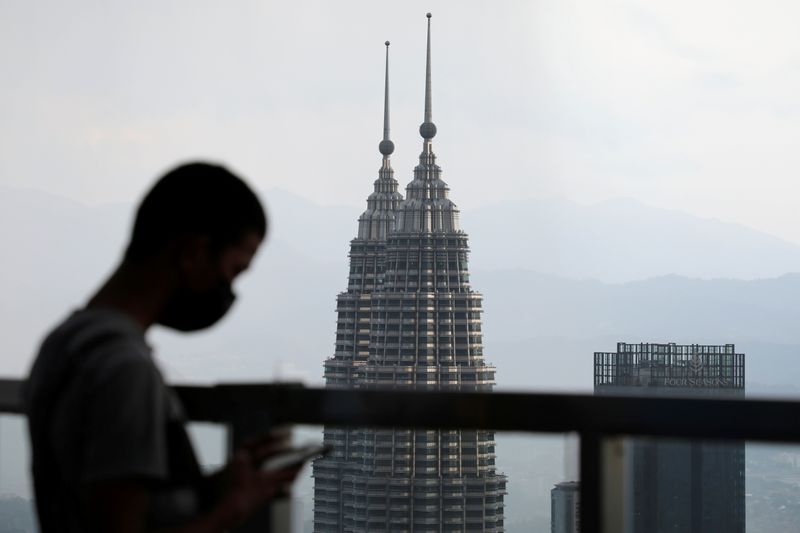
212 427 300 527
240 426 293 467
82 428 302 533
214 447 300 529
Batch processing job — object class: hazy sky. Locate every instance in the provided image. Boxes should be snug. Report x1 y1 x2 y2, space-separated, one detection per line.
3 1 800 242
3 1 800 501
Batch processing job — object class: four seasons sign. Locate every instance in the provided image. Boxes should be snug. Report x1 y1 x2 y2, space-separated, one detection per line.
664 352 732 388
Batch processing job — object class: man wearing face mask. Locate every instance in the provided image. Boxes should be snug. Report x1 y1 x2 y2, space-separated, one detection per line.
25 162 296 532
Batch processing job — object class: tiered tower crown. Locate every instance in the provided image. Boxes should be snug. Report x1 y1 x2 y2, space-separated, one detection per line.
395 13 460 235
357 41 403 241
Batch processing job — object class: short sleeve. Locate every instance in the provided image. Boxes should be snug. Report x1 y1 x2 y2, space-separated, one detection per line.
81 357 169 483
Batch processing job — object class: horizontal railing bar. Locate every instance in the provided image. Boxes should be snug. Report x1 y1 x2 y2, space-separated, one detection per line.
182 383 800 442
0 379 24 415
2 378 800 442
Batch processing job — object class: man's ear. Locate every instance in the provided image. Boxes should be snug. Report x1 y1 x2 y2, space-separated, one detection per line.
175 234 211 275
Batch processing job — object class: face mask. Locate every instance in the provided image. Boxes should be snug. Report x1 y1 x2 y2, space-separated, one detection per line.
157 281 236 332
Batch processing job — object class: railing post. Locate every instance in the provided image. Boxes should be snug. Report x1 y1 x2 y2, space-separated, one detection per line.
580 433 629 533
580 432 601 533
601 437 628 533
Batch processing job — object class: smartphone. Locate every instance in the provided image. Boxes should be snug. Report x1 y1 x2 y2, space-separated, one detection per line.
261 443 332 472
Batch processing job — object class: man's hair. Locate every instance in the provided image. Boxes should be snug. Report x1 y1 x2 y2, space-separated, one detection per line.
125 162 267 262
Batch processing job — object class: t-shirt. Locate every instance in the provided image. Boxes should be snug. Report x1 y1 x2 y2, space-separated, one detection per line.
25 308 205 532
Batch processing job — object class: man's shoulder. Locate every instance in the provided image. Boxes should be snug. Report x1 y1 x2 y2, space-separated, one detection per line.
27 308 183 504
28 308 157 404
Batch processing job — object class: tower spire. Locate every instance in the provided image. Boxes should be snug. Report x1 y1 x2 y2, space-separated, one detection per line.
419 13 437 145
378 41 394 168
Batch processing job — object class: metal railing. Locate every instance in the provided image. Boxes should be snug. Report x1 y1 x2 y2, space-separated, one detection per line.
4 378 800 532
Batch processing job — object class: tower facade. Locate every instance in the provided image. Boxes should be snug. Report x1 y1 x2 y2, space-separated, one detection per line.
594 342 745 533
312 41 403 530
313 15 506 532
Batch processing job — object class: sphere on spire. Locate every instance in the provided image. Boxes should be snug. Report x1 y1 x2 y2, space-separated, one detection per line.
379 139 395 155
419 122 437 139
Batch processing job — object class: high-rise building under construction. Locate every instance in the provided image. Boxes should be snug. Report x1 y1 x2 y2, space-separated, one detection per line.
312 14 506 532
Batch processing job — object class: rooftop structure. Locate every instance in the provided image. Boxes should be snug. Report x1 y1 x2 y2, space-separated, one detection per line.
595 342 745 394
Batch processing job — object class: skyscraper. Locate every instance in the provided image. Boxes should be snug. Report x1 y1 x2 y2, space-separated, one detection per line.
550 481 580 533
313 14 506 532
312 40 403 531
594 342 745 533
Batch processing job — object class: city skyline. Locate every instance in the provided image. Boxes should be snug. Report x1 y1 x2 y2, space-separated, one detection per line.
3 4 800 532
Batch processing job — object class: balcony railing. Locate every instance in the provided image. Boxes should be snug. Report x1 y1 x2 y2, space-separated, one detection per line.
3 377 800 532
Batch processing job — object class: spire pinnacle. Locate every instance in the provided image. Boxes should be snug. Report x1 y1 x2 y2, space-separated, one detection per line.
419 13 437 140
378 41 395 161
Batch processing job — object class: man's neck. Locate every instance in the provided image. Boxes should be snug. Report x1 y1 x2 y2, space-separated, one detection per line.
88 260 170 331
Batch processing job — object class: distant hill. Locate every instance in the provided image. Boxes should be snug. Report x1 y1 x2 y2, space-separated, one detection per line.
264 190 800 281
3 185 800 391
466 197 800 281
473 269 800 392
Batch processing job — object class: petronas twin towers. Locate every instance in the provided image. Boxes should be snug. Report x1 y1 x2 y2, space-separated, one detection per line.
312 14 506 532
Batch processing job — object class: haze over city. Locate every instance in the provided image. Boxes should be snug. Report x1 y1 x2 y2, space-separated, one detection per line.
3 2 800 532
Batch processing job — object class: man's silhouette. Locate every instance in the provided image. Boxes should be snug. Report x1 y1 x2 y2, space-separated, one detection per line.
25 162 296 532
